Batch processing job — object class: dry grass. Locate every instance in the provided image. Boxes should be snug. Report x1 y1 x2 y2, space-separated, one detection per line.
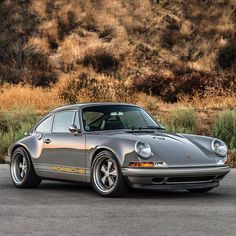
179 92 236 110
0 82 235 135
26 37 50 55
29 0 47 19
228 150 236 168
57 33 85 70
0 84 62 114
216 8 235 33
38 20 59 42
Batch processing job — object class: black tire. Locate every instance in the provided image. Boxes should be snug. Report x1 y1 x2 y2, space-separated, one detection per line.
187 187 214 193
91 150 128 197
10 147 41 188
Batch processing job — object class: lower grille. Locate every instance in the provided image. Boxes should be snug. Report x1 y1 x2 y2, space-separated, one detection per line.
166 176 215 184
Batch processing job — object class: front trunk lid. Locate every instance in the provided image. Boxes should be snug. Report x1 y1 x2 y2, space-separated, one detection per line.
135 132 217 167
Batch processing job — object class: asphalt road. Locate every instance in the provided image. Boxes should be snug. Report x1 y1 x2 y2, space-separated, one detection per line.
0 165 235 236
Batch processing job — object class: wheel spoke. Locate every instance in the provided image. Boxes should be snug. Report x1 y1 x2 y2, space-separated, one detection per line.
19 162 23 169
100 165 106 174
101 176 107 185
108 176 114 187
110 169 117 177
20 170 24 178
107 161 113 172
22 157 26 167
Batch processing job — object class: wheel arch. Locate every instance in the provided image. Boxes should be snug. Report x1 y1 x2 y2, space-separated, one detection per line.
91 146 122 167
11 144 32 161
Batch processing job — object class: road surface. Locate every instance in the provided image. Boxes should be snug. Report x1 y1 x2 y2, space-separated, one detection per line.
0 165 235 236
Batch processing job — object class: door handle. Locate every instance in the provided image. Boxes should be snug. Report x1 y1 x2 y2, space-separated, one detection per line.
44 138 51 144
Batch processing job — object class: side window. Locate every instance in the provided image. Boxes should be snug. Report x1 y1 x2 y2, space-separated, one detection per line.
74 111 80 129
52 111 75 133
35 116 52 133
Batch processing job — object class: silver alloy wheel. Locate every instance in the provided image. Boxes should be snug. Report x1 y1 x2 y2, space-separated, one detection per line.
93 156 118 193
11 153 27 184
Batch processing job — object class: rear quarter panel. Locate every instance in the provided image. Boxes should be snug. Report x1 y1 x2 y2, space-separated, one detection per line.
8 133 44 162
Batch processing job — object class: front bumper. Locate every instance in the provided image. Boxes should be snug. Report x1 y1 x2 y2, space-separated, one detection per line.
121 165 230 190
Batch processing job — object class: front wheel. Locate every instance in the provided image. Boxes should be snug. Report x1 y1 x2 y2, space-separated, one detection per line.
10 147 41 188
187 187 214 193
91 150 128 197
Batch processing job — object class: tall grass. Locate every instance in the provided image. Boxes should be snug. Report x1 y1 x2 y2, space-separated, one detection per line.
212 109 236 149
0 106 38 162
0 83 62 113
166 107 196 134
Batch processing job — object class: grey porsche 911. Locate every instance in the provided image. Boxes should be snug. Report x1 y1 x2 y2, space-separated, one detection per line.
5 103 230 197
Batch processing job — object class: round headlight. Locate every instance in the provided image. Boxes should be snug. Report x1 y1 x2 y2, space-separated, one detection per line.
135 141 152 159
211 139 227 157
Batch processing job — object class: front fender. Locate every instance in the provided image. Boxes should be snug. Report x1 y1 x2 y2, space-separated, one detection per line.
181 134 226 158
86 136 137 169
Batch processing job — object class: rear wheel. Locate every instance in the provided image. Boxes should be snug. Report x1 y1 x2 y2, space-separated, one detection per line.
91 150 128 197
10 147 41 188
187 187 214 193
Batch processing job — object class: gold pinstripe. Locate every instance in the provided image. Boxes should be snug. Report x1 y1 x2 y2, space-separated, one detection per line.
51 166 86 174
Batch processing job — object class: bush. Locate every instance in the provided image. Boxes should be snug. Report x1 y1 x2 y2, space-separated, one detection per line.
133 71 236 102
212 109 236 149
58 10 78 40
60 73 134 104
82 46 120 74
166 107 196 133
218 43 236 70
0 106 38 162
228 150 236 168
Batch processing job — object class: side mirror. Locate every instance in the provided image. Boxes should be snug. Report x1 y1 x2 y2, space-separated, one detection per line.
69 125 80 134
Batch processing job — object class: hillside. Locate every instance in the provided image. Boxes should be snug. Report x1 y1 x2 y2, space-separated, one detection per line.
0 0 235 103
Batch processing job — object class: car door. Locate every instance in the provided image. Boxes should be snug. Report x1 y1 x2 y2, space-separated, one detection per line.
39 110 86 182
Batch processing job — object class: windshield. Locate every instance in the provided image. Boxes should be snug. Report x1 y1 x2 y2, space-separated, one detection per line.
82 105 160 132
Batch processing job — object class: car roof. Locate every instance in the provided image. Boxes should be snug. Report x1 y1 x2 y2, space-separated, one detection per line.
50 102 139 113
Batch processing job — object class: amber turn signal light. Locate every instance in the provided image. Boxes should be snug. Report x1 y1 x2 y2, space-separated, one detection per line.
129 162 155 167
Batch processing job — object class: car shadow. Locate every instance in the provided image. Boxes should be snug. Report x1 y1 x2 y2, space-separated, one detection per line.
37 181 224 199
126 189 221 199
38 181 93 192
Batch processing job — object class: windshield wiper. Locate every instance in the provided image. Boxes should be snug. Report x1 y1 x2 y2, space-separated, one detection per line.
130 126 164 131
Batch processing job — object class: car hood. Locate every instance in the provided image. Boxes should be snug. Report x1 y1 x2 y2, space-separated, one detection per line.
101 130 217 167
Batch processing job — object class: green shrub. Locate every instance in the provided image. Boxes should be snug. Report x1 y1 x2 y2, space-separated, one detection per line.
166 107 196 133
3 106 37 131
0 106 37 162
212 109 236 149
